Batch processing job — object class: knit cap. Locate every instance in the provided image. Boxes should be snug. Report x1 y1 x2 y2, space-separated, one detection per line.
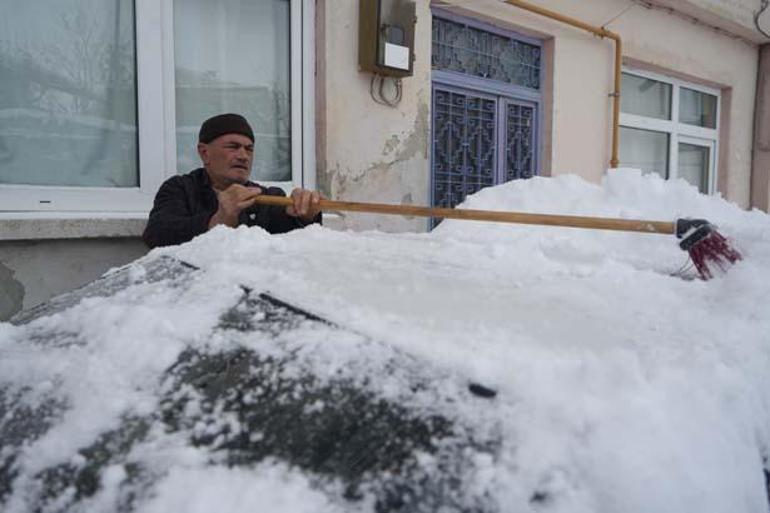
198 113 254 143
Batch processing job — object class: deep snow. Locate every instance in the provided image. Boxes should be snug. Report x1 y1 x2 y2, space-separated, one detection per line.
1 169 769 512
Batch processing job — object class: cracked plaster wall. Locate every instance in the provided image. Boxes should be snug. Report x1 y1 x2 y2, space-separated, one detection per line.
320 0 433 232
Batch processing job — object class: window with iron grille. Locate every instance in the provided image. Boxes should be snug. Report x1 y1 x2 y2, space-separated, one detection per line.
432 16 541 90
431 12 542 217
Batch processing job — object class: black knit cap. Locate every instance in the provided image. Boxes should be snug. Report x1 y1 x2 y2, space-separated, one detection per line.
198 113 254 144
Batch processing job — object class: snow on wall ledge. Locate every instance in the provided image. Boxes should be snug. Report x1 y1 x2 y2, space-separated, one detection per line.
2 169 769 513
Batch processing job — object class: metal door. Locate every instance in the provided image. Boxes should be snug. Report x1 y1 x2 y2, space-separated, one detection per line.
431 85 537 214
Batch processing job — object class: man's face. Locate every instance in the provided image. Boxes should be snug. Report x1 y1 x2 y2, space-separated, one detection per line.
198 133 254 189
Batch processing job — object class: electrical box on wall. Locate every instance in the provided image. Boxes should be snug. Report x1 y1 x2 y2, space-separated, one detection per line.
359 0 416 78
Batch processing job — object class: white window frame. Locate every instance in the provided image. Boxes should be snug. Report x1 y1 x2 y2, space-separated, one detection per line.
677 135 716 193
619 67 720 194
0 0 315 215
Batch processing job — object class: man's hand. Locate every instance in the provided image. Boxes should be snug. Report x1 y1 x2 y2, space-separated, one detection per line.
286 188 322 222
208 184 262 228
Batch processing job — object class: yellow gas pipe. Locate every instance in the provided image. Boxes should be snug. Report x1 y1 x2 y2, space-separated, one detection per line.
503 0 622 169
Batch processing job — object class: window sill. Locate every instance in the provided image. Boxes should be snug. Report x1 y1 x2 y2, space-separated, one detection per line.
0 213 147 241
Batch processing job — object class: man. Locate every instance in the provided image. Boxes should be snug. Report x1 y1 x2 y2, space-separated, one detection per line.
143 113 322 248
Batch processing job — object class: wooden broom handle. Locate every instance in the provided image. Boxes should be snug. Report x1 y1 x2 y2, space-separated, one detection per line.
253 195 676 235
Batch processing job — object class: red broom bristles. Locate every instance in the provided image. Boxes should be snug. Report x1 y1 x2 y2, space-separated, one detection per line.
687 230 742 280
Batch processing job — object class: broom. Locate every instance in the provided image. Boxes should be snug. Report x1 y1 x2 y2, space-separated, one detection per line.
253 196 742 281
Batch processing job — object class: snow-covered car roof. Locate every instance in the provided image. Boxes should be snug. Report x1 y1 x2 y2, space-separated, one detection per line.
1 170 769 513
3 256 503 512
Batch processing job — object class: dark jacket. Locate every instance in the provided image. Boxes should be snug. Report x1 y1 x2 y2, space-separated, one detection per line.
143 168 320 248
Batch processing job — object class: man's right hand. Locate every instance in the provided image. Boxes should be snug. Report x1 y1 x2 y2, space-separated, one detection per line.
208 184 262 228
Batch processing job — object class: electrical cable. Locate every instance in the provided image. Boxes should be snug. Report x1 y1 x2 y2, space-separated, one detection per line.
369 74 403 107
369 74 386 106
601 1 636 28
755 0 770 39
380 75 403 106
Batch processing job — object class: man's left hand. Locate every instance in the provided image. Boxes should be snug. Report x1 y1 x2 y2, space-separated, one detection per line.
286 188 323 222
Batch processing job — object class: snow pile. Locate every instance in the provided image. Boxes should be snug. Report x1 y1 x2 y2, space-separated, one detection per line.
141 460 337 513
1 170 769 512
172 169 770 512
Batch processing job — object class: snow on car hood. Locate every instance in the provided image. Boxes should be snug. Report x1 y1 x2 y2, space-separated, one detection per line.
2 169 769 513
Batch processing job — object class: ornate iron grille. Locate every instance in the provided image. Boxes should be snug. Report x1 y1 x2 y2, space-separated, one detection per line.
504 103 535 180
432 89 497 210
432 17 541 90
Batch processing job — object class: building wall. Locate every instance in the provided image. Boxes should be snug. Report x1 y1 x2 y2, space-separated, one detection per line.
753 44 770 210
319 0 761 226
319 0 433 232
647 0 763 42
434 0 759 203
0 237 147 321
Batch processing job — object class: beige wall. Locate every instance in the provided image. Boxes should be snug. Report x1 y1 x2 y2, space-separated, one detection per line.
319 0 433 232
691 0 759 28
646 0 765 43
319 0 761 229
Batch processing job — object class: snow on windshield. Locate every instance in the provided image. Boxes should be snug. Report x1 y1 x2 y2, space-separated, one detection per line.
2 169 769 513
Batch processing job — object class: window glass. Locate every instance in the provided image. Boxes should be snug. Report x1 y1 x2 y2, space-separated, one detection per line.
620 73 671 120
174 0 291 182
619 127 669 178
679 87 717 128
0 0 138 187
678 142 709 193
